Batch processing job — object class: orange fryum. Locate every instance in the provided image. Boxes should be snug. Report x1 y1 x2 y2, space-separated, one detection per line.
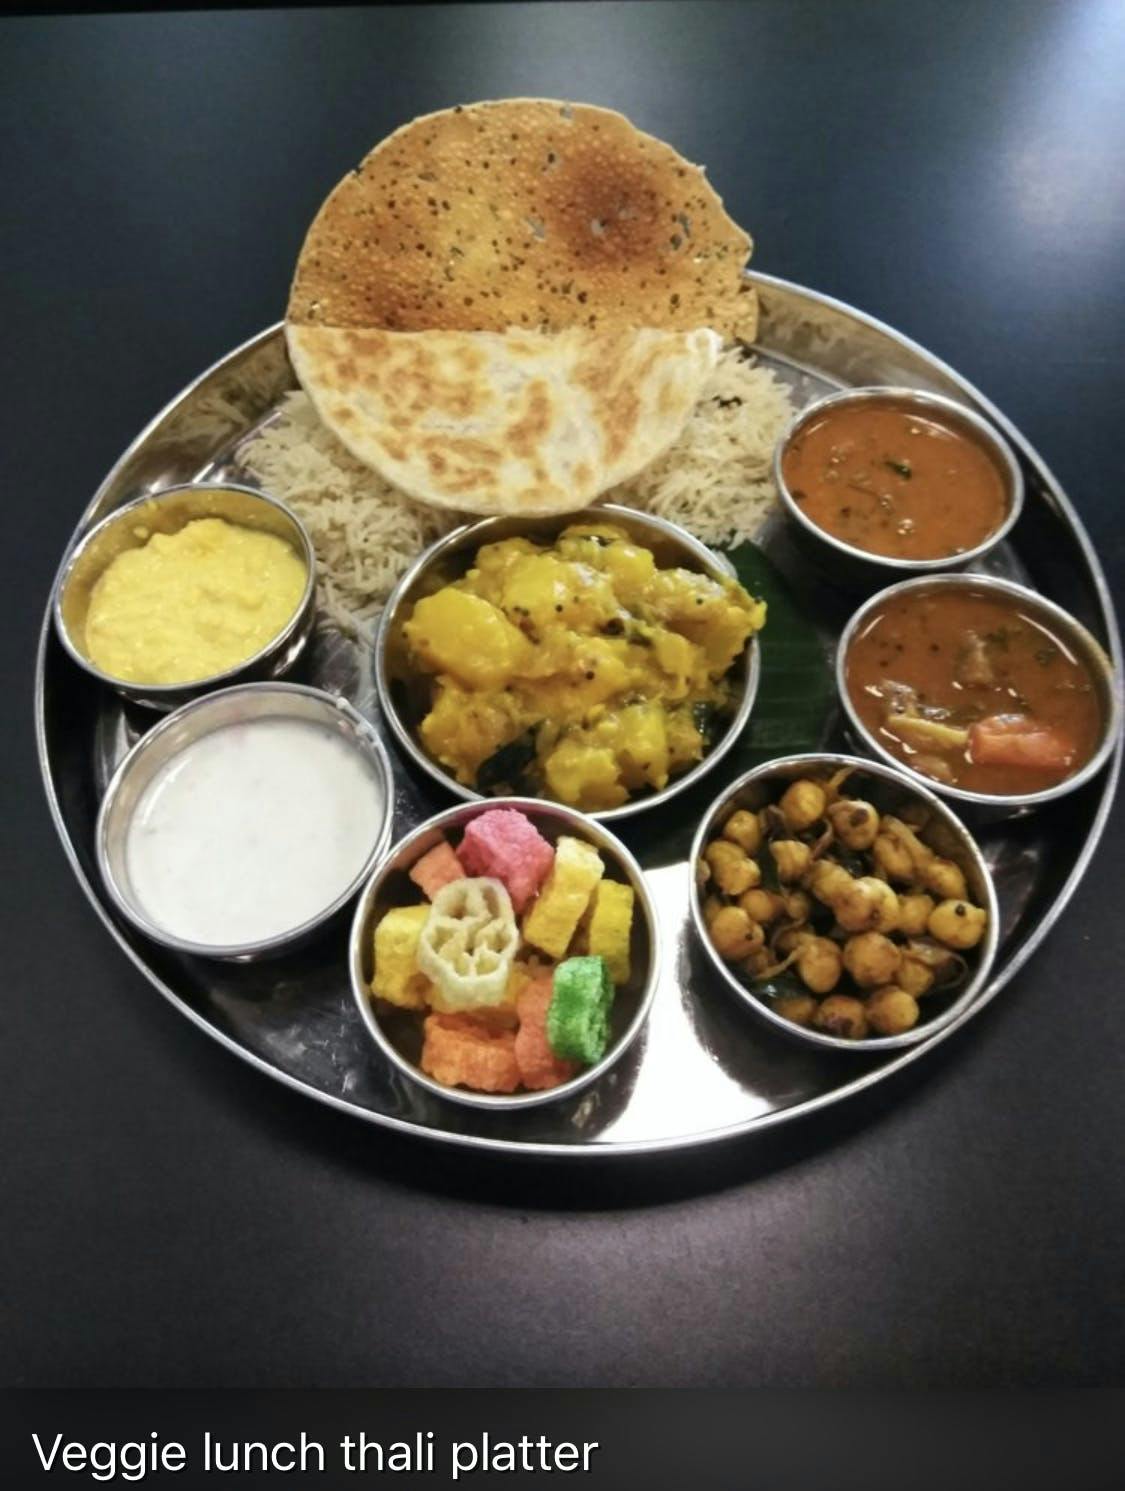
514 972 579 1092
408 840 467 899
421 1012 520 1093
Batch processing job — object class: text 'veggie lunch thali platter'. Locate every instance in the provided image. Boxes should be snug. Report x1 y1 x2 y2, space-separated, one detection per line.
39 101 1123 1154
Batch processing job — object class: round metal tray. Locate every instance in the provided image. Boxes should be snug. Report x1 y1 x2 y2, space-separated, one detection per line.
36 273 1124 1156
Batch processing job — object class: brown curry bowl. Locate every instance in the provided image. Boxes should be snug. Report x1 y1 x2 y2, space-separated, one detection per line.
773 386 1024 589
836 574 1122 818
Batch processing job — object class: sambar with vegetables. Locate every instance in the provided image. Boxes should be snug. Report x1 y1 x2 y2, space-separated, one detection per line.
844 583 1105 795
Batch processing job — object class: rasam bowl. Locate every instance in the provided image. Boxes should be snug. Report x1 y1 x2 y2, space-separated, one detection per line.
374 504 761 822
349 797 660 1111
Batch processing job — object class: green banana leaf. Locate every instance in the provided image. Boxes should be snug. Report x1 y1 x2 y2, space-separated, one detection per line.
723 541 836 768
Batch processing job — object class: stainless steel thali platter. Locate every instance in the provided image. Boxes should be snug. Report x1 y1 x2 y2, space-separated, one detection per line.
36 272 1124 1157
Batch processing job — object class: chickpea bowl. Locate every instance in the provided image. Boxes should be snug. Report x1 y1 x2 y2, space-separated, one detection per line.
689 754 1000 1052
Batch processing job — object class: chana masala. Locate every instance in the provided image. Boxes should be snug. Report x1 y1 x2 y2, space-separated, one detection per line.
781 396 1009 561
845 586 1104 795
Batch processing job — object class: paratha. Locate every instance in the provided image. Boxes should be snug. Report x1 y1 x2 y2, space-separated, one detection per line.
286 323 721 516
288 99 757 340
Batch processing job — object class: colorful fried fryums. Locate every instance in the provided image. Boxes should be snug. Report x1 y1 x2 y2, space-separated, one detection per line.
547 956 615 1066
408 840 467 898
369 808 633 1094
458 807 555 911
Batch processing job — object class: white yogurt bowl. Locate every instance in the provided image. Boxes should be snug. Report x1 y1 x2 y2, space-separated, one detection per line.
96 683 394 960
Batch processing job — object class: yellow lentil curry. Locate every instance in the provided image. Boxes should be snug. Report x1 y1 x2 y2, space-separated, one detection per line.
85 517 307 685
399 523 766 811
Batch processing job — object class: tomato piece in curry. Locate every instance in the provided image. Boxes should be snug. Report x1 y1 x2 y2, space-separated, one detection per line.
845 587 1103 795
782 397 1009 561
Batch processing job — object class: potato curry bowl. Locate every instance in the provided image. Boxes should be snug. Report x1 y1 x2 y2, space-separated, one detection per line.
690 754 999 1052
376 506 764 820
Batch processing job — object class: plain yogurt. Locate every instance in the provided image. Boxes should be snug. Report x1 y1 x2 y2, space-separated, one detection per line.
125 716 386 947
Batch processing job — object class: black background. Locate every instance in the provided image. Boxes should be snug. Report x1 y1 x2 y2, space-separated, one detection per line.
4 2 1124 1389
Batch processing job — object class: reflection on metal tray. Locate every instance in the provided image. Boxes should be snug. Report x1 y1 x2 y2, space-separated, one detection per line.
36 273 1123 1156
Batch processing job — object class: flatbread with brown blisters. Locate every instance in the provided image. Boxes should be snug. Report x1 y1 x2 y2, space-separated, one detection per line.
288 99 756 339
286 322 721 516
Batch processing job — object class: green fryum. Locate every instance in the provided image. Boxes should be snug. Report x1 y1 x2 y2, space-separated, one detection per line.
547 955 615 1066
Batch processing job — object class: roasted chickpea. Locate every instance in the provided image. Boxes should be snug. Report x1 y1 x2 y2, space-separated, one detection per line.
709 905 765 961
775 925 814 957
796 935 843 995
807 860 853 906
721 808 762 855
897 953 936 999
695 857 712 889
774 994 819 1028
779 779 827 833
842 931 902 988
826 797 879 850
866 987 920 1036
921 857 968 901
928 898 987 950
813 995 868 1040
834 876 900 934
701 895 725 928
740 888 786 924
770 839 812 883
743 947 773 979
704 840 760 896
784 890 813 923
872 832 916 883
897 892 935 938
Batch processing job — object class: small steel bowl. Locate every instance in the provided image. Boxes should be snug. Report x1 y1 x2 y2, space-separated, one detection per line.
837 573 1123 817
96 682 394 961
54 481 317 711
349 797 661 1110
773 386 1024 585
689 753 1000 1053
374 504 761 821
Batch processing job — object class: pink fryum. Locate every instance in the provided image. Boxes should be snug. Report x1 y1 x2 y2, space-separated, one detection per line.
458 808 555 913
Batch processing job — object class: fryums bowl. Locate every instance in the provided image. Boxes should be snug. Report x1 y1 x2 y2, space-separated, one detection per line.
689 754 1000 1052
96 683 394 961
374 504 762 822
349 798 660 1110
773 387 1024 584
53 481 317 711
836 574 1122 817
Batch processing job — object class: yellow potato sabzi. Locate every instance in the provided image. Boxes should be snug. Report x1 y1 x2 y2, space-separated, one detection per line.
698 770 990 1041
400 523 765 811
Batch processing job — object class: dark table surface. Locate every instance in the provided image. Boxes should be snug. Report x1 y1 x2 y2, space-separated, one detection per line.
5 2 1124 1388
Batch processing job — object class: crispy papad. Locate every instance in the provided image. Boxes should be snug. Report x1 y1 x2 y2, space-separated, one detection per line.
286 323 721 516
288 99 756 340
